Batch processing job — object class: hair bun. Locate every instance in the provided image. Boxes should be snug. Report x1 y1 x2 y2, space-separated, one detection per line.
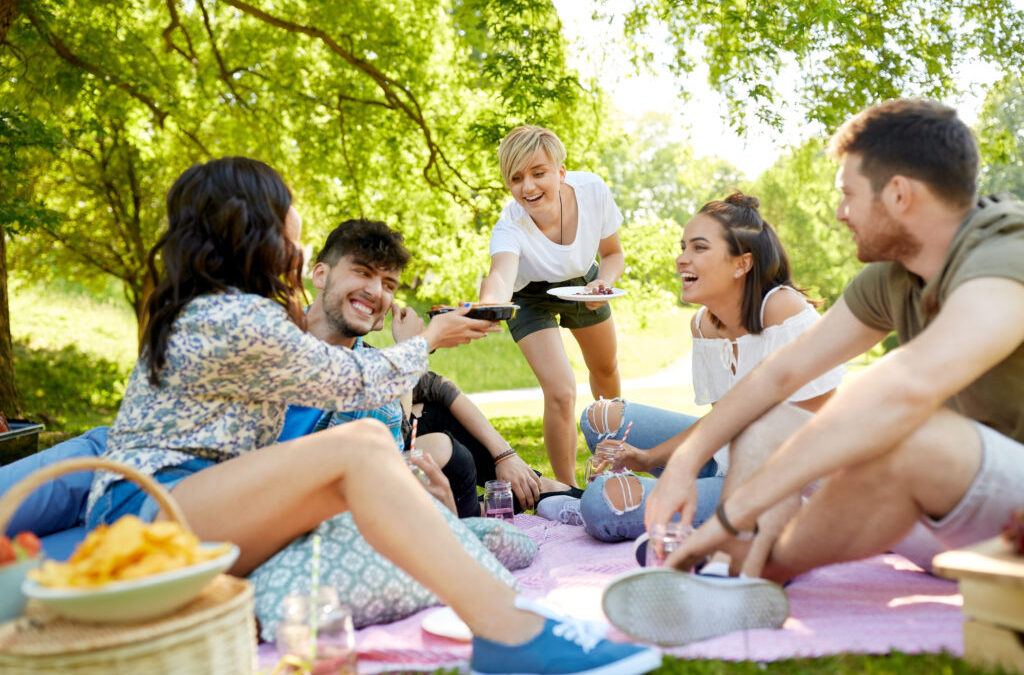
725 192 760 210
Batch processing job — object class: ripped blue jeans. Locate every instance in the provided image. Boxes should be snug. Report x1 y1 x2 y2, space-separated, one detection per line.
578 399 723 542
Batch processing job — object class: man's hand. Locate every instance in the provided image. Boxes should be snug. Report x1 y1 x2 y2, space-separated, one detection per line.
409 452 458 515
643 459 701 533
664 506 733 571
495 455 542 510
391 303 425 343
423 305 500 350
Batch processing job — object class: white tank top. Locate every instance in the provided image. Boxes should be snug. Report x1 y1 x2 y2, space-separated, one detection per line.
691 286 846 406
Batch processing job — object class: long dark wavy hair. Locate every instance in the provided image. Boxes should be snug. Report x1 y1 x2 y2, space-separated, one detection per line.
699 192 812 334
141 157 307 385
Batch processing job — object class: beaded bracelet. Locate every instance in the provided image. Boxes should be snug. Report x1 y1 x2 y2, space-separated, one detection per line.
493 448 517 465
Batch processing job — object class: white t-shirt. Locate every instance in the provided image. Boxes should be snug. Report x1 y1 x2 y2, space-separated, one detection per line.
489 171 623 292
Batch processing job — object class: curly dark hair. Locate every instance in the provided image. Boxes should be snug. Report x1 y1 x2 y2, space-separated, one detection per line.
315 218 411 271
141 157 306 385
698 192 808 334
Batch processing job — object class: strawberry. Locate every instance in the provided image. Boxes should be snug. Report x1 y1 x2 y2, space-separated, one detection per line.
13 532 42 559
0 536 16 565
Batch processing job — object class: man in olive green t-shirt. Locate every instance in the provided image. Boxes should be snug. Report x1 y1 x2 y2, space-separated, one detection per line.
606 100 1024 635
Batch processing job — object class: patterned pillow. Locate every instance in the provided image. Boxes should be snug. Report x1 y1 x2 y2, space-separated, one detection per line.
249 499 519 640
461 517 538 571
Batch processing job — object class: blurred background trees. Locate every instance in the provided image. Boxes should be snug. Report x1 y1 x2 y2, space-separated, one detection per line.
2 0 1023 421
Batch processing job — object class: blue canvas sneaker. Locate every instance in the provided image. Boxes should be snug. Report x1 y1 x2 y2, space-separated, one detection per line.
470 597 661 675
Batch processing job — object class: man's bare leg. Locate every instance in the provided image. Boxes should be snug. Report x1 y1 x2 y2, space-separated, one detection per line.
764 409 982 582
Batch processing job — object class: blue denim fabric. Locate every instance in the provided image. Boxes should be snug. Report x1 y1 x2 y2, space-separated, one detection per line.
86 458 215 529
580 472 723 542
577 399 722 542
579 399 716 478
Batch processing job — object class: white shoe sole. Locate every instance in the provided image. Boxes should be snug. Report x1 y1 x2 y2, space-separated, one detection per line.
602 568 789 646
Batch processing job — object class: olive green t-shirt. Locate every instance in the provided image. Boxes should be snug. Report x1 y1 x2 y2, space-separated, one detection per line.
843 193 1024 444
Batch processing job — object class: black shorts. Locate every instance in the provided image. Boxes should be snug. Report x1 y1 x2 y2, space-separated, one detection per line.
506 264 612 343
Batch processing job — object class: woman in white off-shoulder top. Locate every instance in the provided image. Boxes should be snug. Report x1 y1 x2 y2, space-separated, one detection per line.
535 192 844 545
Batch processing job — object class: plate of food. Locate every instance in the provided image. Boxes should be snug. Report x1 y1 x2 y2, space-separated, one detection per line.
546 286 627 302
420 605 472 641
428 302 519 322
23 515 238 623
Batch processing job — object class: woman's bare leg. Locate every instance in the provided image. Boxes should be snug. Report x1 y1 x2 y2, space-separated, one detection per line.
168 419 543 643
518 328 580 486
570 318 620 400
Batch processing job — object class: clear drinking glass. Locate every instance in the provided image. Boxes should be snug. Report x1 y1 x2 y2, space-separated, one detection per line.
584 441 621 483
275 586 357 674
483 479 514 523
646 522 693 567
402 448 430 485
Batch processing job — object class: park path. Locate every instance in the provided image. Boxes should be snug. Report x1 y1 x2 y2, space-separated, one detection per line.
466 351 694 405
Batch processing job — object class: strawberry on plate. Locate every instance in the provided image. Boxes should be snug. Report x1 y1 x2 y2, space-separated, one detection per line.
0 532 42 565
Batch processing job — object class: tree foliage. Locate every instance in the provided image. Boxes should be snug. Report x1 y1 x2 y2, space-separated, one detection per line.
618 0 1024 133
751 140 861 306
2 0 600 319
976 74 1024 198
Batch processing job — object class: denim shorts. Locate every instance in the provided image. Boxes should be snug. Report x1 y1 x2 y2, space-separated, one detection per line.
507 264 612 342
86 458 215 529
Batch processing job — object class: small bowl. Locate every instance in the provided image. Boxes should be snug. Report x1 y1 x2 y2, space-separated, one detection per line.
22 543 238 624
428 303 519 322
0 556 42 622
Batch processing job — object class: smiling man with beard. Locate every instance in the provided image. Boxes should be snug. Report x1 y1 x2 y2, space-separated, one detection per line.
601 99 1024 647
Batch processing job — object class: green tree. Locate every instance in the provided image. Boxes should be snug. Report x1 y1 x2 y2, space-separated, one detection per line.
0 0 601 411
599 113 745 227
751 140 860 306
619 0 1024 133
0 109 59 418
976 74 1024 198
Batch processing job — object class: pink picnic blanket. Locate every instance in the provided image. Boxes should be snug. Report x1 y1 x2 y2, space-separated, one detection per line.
257 514 964 673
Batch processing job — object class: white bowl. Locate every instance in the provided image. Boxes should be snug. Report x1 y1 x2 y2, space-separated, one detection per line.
22 543 239 623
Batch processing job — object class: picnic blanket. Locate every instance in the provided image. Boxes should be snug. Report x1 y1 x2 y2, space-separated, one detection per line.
256 514 964 673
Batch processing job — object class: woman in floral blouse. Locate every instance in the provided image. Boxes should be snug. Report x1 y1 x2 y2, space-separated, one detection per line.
83 156 659 674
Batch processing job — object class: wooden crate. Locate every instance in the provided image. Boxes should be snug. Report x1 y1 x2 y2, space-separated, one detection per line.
934 536 1024 674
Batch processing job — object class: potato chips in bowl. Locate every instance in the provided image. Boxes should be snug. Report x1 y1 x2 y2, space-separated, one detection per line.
24 516 238 623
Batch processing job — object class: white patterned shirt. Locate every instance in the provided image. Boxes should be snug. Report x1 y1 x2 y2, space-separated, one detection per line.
86 291 428 516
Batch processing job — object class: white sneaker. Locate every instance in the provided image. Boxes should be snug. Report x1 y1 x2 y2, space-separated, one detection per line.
602 568 789 646
535 495 584 526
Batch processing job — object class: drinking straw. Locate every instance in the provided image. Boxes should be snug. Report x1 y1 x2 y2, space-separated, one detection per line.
409 417 419 454
620 421 633 446
309 533 322 662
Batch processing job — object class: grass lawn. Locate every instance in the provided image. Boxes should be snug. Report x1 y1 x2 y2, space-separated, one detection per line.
6 278 990 674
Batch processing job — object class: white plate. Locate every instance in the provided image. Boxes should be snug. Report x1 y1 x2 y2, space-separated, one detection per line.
23 543 239 624
546 286 627 302
421 606 472 641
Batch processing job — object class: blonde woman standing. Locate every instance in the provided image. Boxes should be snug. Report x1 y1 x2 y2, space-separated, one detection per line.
480 125 625 487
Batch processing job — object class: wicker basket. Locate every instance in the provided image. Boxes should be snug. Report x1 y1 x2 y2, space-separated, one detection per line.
0 458 257 674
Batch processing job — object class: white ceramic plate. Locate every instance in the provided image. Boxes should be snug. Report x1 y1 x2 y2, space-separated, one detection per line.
22 543 239 624
421 606 472 642
546 286 627 302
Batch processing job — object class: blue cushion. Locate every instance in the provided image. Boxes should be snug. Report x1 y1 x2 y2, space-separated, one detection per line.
277 405 324 441
1 427 107 537
40 526 87 562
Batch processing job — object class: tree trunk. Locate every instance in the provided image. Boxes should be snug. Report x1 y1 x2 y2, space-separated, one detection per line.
0 0 16 44
0 224 23 419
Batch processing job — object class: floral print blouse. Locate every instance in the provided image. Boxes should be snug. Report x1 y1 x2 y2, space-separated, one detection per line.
86 291 428 516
